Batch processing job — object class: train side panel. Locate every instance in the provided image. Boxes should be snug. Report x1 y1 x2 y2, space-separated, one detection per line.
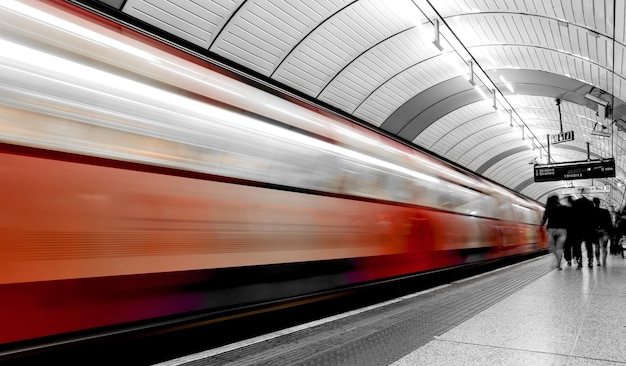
0 148 546 344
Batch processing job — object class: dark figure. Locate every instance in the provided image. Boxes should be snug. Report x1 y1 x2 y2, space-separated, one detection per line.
563 196 577 266
592 198 613 266
614 209 626 258
540 195 569 270
573 196 596 268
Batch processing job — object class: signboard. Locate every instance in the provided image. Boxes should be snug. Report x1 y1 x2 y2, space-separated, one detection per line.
534 158 615 182
550 131 574 144
561 185 611 195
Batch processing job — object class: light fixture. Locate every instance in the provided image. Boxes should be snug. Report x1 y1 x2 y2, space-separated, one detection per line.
585 93 609 106
616 118 626 131
492 89 497 110
591 122 611 137
433 19 443 51
468 60 475 86
509 110 513 127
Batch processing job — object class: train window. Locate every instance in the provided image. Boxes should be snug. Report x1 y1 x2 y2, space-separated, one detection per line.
512 204 540 225
476 195 498 218
432 182 496 218
46 110 478 214
199 128 315 187
494 198 514 221
337 160 384 199
305 152 345 192
406 177 438 207
266 143 323 189
387 172 413 203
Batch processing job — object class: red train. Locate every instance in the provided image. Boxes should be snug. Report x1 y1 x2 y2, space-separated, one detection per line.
0 0 548 346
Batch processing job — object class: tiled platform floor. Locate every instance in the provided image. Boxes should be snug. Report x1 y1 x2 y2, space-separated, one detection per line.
392 252 626 366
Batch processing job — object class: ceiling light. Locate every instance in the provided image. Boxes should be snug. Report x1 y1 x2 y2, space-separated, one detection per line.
432 19 443 51
591 122 611 137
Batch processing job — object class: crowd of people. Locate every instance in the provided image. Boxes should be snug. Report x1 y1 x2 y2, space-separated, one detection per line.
540 194 625 270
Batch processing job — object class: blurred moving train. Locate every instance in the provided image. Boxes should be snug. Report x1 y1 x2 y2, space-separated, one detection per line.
0 0 548 346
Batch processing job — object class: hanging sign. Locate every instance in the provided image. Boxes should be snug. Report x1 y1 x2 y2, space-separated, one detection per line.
549 131 574 144
561 185 611 195
534 158 615 182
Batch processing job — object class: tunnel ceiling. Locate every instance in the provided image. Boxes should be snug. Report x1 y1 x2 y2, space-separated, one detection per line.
82 0 626 208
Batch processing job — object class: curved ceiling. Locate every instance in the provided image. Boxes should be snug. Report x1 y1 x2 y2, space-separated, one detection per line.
81 0 626 209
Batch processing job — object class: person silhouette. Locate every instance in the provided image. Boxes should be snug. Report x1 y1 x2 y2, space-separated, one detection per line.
591 197 613 266
540 195 569 270
574 195 595 268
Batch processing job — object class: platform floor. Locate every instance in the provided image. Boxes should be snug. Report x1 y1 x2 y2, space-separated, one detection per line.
156 252 626 366
393 253 626 366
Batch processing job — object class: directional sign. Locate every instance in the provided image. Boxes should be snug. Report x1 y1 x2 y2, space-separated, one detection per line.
550 131 574 144
534 158 615 182
561 185 611 195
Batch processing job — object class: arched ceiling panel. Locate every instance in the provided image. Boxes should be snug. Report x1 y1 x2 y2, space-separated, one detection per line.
476 45 619 99
486 151 542 187
452 14 613 63
209 0 346 76
416 103 492 149
431 0 614 33
76 0 626 207
317 27 434 115
414 102 519 166
456 132 526 170
271 0 420 96
477 147 531 175
354 55 466 127
122 0 242 49
383 76 477 137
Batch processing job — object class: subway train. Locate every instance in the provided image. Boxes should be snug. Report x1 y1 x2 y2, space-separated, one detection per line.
0 0 548 346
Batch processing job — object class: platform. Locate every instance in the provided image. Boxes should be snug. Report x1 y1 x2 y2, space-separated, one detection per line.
155 253 626 366
393 253 626 366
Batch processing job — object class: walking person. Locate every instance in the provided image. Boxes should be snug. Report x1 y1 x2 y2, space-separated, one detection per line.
614 208 626 258
540 195 569 270
574 195 596 268
563 196 577 266
591 198 613 267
